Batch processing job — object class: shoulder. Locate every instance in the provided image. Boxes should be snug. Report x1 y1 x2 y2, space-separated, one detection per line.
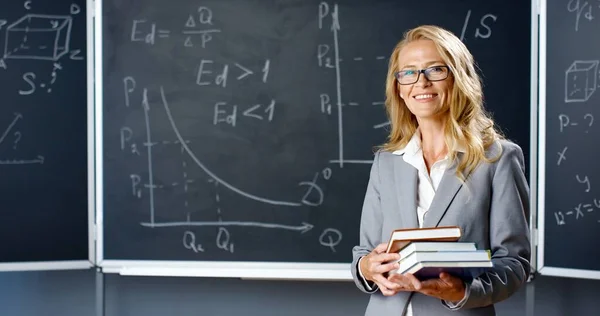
373 149 402 165
485 139 524 161
485 139 526 175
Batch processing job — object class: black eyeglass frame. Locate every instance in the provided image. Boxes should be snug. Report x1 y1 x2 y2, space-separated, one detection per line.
394 65 451 85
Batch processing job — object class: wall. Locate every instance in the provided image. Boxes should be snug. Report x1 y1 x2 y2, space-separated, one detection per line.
0 270 598 316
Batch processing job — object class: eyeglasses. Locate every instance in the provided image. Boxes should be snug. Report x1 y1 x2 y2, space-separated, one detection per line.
394 65 450 85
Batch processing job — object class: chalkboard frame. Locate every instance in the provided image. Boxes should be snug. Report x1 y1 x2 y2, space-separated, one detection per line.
528 0 540 281
536 0 600 280
0 0 95 273
94 0 540 281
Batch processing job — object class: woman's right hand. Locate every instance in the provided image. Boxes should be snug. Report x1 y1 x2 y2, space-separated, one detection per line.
359 243 402 296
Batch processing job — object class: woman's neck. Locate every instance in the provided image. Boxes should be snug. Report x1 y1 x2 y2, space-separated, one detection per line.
418 119 447 172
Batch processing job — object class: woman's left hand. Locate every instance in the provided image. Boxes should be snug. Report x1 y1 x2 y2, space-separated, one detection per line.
389 272 466 302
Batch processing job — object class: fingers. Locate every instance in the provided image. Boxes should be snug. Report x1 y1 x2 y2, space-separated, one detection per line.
363 254 400 279
373 242 389 254
439 272 458 284
374 275 401 293
387 273 416 292
374 252 401 264
380 261 400 273
378 284 398 296
404 273 423 291
420 278 443 291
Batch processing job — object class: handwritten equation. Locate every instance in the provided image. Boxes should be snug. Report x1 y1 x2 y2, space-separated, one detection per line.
131 7 219 48
554 199 600 226
567 0 600 31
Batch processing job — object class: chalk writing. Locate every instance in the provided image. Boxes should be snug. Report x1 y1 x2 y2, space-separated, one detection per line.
0 112 43 164
557 147 568 166
213 100 276 126
0 4 84 95
319 228 342 252
183 231 205 253
196 59 270 87
460 10 497 41
576 174 592 192
130 7 221 48
554 199 600 225
567 0 600 31
559 113 595 133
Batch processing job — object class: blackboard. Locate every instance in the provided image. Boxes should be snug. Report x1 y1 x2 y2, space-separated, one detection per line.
538 0 600 279
100 0 532 278
0 0 90 270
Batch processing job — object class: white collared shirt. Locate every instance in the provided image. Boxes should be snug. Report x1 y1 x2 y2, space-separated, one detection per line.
391 129 451 229
358 129 467 315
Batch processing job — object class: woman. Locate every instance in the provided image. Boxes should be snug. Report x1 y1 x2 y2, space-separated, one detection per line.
351 25 530 316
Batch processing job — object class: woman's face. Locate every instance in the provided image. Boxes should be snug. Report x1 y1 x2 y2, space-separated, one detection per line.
396 39 452 122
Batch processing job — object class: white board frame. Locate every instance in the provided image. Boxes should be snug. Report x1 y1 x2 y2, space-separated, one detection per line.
535 0 600 280
0 0 95 272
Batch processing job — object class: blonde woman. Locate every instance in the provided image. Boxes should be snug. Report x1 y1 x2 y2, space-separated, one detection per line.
351 25 530 316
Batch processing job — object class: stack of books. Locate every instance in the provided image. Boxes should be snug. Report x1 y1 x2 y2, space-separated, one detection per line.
385 226 493 280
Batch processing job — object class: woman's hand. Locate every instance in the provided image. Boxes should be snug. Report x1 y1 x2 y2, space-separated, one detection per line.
391 272 466 302
359 243 403 296
387 271 422 293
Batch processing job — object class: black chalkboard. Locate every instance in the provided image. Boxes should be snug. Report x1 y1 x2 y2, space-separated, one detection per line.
0 0 89 266
540 0 600 276
101 0 531 267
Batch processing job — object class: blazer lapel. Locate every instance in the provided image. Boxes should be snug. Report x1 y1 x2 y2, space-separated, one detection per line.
423 155 465 228
394 155 419 229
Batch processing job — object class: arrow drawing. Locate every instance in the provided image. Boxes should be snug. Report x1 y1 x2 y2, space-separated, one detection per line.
140 220 314 233
331 4 343 168
0 112 23 145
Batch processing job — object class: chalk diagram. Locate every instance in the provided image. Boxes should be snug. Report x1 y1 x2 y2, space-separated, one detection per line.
0 9 84 95
117 4 360 255
3 14 72 61
116 3 497 255
565 60 599 103
0 112 44 165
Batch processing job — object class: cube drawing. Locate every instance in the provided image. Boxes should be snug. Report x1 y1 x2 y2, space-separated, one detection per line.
565 60 599 103
3 14 72 61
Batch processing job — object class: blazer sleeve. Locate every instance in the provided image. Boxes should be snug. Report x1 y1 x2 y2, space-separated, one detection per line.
351 150 383 293
458 142 532 309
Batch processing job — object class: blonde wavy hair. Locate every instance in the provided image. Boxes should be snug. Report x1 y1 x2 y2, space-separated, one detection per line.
381 25 503 180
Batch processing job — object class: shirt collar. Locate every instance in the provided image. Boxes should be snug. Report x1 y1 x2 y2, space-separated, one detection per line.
391 128 466 156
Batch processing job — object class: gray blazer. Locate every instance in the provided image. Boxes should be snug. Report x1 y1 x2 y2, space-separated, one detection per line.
351 140 531 316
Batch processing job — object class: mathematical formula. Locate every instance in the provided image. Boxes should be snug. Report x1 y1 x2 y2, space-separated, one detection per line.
567 0 600 31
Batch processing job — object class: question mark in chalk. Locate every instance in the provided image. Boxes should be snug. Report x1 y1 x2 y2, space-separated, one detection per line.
584 113 594 133
13 131 21 149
